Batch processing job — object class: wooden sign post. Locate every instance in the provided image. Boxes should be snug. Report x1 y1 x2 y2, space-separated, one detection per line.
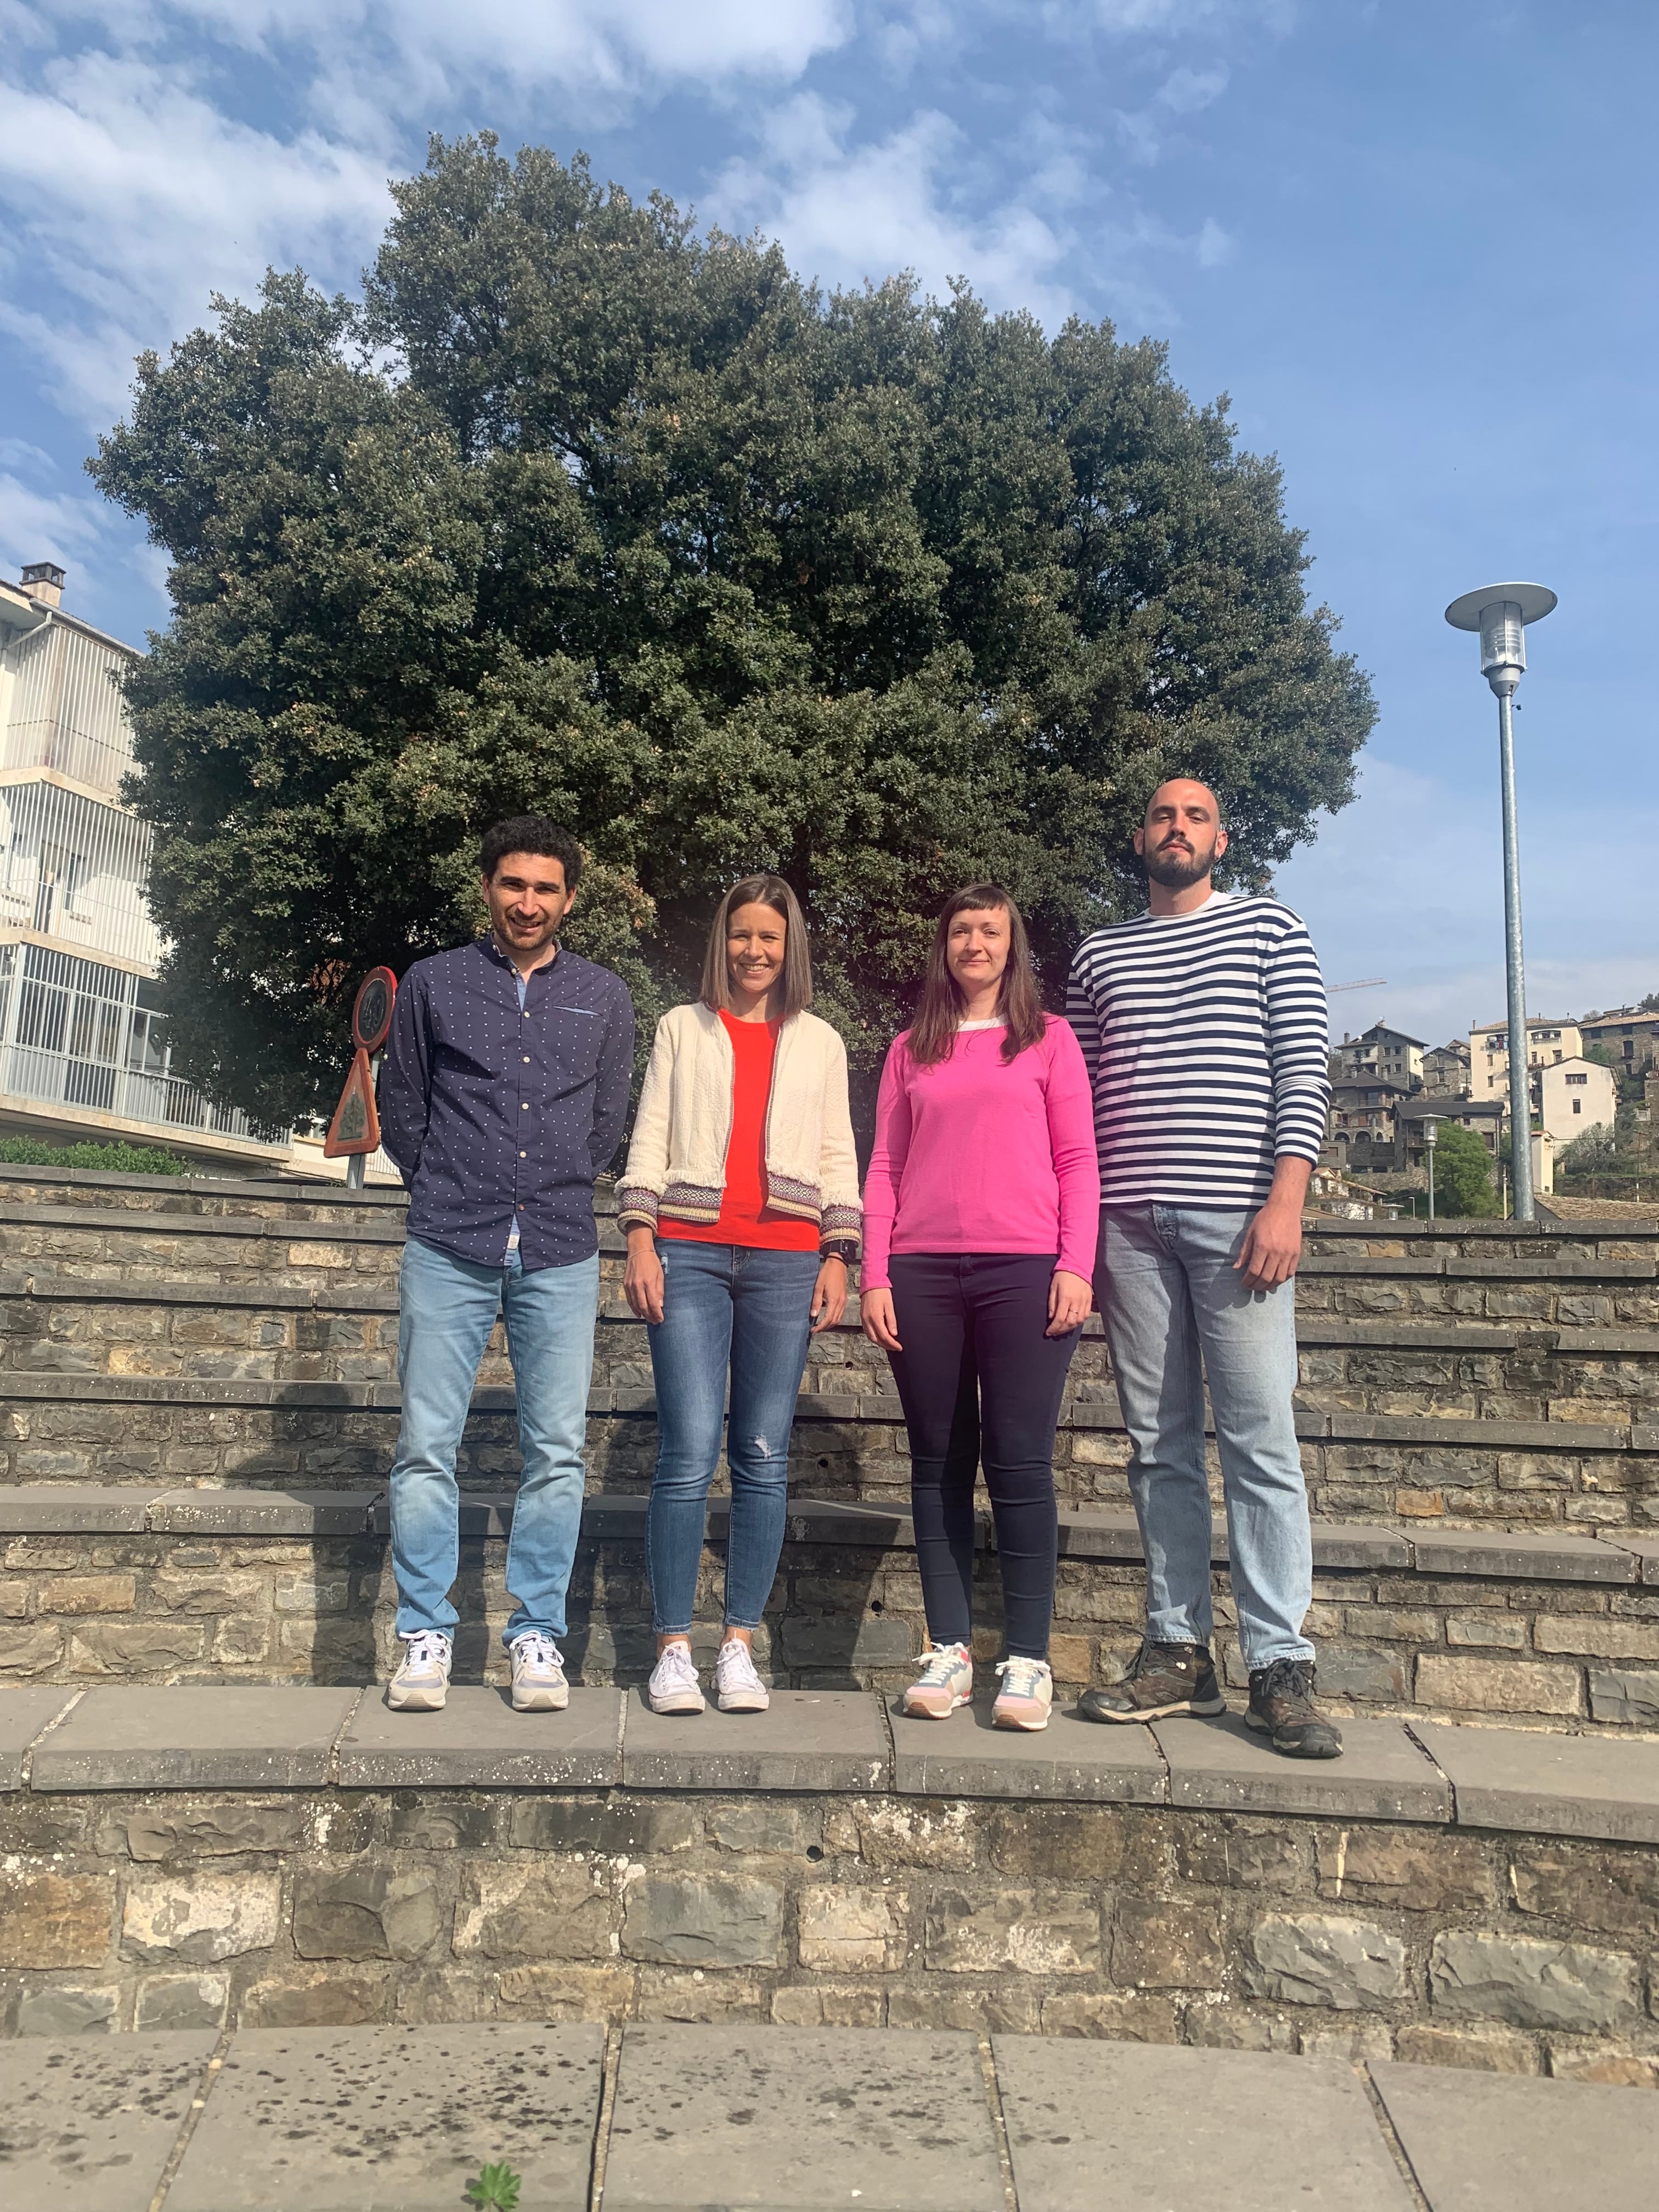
324 967 397 1189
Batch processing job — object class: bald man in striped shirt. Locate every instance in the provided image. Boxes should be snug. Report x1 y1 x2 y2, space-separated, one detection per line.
1066 778 1342 1758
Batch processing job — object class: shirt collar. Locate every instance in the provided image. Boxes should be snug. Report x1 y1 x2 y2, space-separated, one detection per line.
479 933 561 980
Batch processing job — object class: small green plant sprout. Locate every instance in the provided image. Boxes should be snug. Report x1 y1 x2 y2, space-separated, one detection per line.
464 2162 522 2209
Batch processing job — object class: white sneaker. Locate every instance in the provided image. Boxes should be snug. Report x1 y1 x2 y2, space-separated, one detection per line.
388 1629 452 1711
715 1637 770 1713
902 1640 972 1719
647 1640 705 1715
510 1630 569 1712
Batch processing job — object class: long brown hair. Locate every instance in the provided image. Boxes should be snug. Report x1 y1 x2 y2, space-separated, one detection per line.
699 874 814 1020
907 884 1047 1066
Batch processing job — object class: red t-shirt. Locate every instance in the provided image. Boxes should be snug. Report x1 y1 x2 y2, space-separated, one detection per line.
656 1009 821 1251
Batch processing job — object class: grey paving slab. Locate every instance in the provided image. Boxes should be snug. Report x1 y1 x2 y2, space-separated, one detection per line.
0 2030 217 2209
146 1486 379 1534
0 1685 77 1788
1601 1528 1659 1583
337 1684 622 1788
30 1684 361 1790
891 1697 1166 1802
1372 2060 1659 2211
1312 1521 1413 1568
0 1482 155 1530
1151 1712 1451 1822
1414 1719 1659 1843
994 2039 1414 2211
783 1496 917 1548
621 1688 890 1793
167 2024 603 2212
1409 1527 1637 1583
603 2024 1002 2211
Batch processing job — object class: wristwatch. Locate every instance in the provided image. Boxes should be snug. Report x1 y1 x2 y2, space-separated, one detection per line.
821 1239 860 1266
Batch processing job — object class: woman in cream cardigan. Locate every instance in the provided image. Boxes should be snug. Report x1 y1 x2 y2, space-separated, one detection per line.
618 874 861 1716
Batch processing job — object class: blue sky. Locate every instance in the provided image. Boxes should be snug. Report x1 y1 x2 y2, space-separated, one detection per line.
2 1 1654 1047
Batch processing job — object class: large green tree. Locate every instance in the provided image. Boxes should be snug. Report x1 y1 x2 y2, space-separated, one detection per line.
91 134 1374 1133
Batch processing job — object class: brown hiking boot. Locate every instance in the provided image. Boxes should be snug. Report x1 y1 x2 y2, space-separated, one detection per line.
1077 1639 1226 1724
1246 1657 1343 1758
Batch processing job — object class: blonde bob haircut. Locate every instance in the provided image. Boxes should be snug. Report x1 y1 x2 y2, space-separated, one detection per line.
699 874 814 1021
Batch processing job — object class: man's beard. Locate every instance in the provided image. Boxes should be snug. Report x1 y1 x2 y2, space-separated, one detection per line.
1144 839 1215 890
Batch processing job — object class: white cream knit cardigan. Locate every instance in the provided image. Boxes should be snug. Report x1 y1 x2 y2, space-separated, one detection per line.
616 1001 862 1247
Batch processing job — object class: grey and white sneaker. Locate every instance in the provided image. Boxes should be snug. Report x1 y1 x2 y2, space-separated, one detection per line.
715 1637 770 1713
647 1640 706 1715
510 1630 569 1712
388 1629 452 1712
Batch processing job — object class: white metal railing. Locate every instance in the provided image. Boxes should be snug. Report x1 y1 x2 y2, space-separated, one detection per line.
1 1040 283 1148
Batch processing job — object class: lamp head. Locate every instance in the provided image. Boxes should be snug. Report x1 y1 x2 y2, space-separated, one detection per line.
1445 583 1557 698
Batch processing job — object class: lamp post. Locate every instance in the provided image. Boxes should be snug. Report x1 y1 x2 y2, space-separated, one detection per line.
1444 582 1558 1222
1423 1115 1437 1223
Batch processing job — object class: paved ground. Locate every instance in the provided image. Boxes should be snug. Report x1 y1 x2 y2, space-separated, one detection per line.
2 2021 1653 2209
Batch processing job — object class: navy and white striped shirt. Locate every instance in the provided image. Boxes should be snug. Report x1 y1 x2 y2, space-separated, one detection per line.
380 937 635 1271
1065 893 1330 1209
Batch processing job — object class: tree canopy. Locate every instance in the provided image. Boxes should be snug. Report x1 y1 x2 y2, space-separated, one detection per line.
91 133 1375 1131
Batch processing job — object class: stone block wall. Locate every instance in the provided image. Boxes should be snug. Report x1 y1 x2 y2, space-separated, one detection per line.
5 1511 1659 1729
4 1172 1659 1528
4 1783 1657 2074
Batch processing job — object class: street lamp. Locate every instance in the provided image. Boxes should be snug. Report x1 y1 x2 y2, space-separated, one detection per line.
1423 1115 1437 1223
1444 582 1558 1222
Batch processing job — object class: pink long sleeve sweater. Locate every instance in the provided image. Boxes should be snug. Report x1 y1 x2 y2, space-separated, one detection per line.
860 1018 1101 1289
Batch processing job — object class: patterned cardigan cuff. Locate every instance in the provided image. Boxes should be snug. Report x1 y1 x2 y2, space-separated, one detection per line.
615 1184 660 1232
819 1203 862 1252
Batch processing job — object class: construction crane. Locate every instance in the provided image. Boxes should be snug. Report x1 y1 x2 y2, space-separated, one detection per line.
1326 978 1386 994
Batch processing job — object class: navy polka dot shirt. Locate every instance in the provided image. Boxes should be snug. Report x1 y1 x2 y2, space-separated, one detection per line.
380 936 635 1272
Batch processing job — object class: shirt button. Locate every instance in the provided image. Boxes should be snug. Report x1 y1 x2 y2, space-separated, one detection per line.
520 1150 527 1159
521 1102 529 1111
523 1056 530 1063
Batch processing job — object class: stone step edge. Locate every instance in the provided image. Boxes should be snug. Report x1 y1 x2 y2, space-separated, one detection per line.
2 1367 1655 1456
8 1198 1659 1278
8 1683 1659 1846
2 1482 1652 1585
14 1271 1659 1358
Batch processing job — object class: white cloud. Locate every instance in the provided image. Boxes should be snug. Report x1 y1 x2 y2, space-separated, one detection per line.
708 94 1082 323
0 52 392 425
50 0 850 113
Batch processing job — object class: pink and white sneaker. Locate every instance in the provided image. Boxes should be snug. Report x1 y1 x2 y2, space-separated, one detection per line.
993 1655 1054 1731
902 1641 973 1719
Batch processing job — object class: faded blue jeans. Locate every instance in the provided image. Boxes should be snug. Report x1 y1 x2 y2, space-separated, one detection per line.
1096 1205 1313 1669
645 1239 821 1635
389 1235 598 1647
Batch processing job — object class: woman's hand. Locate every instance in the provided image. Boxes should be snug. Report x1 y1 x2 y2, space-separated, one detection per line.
860 1285 902 1352
623 1224 665 1323
1046 1267 1092 1338
810 1255 848 1333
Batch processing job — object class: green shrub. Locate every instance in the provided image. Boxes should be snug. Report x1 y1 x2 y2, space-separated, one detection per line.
0 1136 195 1176
1431 1120 1498 1217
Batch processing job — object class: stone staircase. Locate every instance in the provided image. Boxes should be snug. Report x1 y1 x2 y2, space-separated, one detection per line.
4 1165 1659 2072
2 1166 1659 1731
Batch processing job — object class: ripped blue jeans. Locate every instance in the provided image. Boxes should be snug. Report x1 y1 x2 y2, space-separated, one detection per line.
644 1238 820 1635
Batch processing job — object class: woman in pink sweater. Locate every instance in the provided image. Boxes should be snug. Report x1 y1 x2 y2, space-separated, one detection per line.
861 884 1099 1730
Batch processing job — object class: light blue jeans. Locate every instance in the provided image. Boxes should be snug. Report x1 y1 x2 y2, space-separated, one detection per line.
389 1235 598 1647
1096 1205 1313 1670
645 1239 820 1635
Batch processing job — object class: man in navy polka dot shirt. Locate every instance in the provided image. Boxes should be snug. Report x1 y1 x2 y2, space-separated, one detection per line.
379 816 635 1714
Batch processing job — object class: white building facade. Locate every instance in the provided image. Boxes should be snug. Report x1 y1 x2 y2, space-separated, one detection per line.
1538 1056 1618 1148
1469 1015 1583 1103
0 565 286 1165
